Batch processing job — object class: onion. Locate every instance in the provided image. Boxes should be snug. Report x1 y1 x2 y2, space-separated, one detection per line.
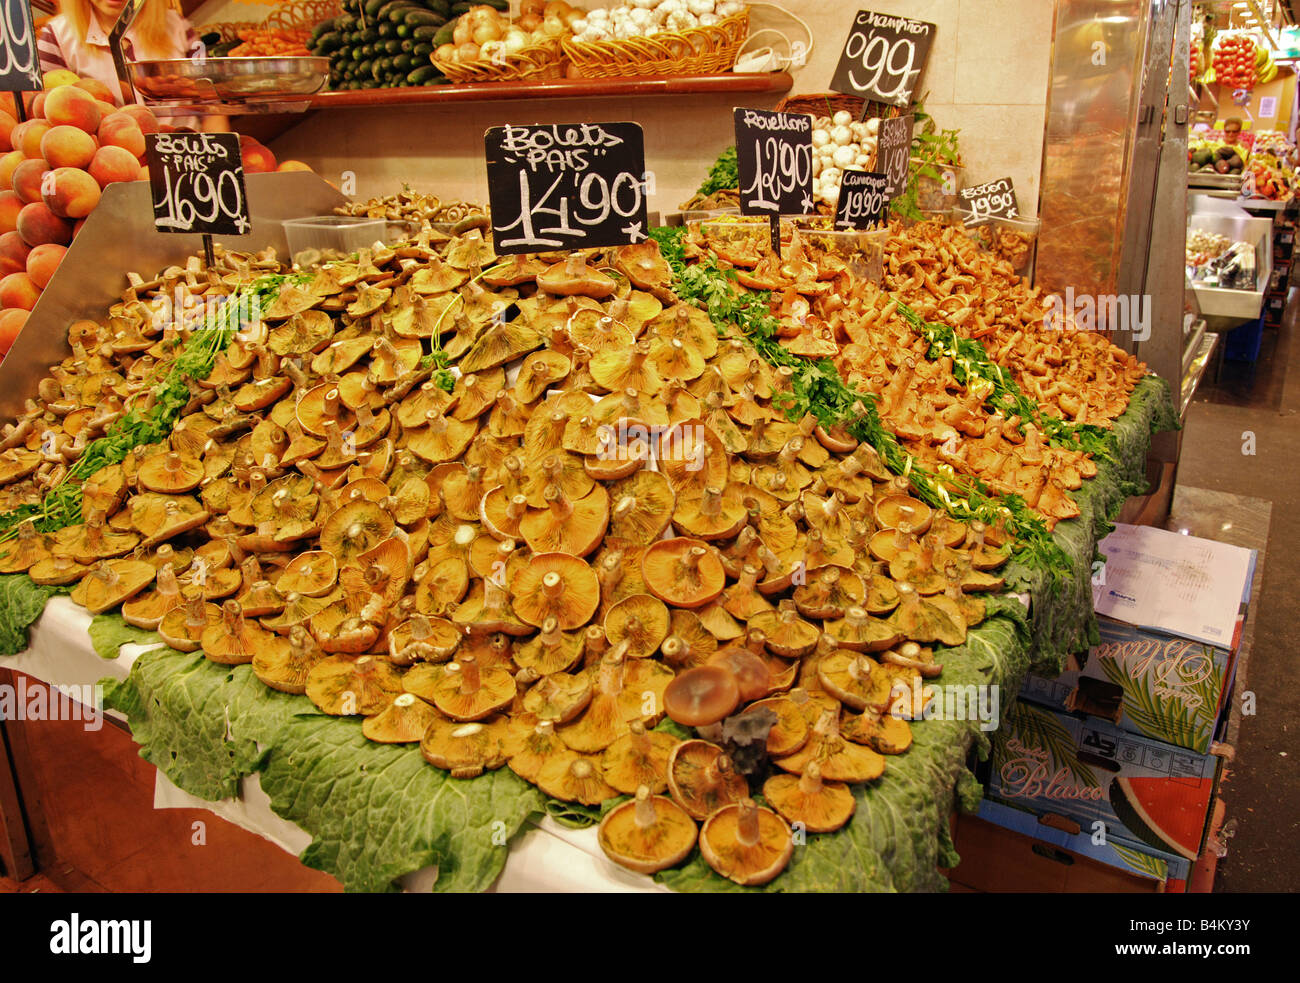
457 41 481 62
434 42 456 62
518 11 543 30
479 39 506 61
472 21 503 44
544 1 572 16
453 19 472 44
542 15 566 36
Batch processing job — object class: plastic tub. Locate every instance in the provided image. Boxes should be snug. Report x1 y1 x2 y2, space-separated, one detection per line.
969 215 1041 278
282 215 386 267
790 222 889 282
912 160 965 210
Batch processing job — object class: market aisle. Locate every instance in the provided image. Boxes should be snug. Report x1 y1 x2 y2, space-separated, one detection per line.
1177 294 1300 893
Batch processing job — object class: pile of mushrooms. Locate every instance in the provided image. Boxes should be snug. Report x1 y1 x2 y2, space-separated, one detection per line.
0 220 1025 888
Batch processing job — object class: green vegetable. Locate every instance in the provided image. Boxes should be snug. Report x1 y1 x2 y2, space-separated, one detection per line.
88 612 163 661
0 574 68 656
697 145 738 197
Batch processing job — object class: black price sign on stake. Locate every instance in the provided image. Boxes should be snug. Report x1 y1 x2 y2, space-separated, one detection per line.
830 10 935 108
0 0 42 92
145 132 250 236
733 107 814 257
834 170 889 230
958 176 1020 225
878 114 913 198
484 121 648 256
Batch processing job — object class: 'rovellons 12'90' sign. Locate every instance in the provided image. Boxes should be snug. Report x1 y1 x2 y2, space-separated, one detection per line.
484 122 649 255
830 10 935 108
145 132 250 236
733 107 813 216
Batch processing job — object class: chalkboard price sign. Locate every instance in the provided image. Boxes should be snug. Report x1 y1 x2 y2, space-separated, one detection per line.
0 0 42 92
484 121 648 256
877 114 913 199
145 132 250 236
834 170 889 230
733 107 814 216
957 176 1020 225
830 10 936 108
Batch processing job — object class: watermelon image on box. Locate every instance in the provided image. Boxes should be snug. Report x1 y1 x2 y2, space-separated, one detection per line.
1110 776 1216 860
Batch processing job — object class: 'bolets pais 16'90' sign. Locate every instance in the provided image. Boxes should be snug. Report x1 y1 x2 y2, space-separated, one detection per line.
145 132 250 236
0 0 41 92
484 121 649 255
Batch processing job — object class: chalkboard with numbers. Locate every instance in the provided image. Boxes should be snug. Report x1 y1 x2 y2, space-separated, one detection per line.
830 10 936 109
877 114 913 199
957 176 1020 225
834 170 889 230
0 0 42 92
145 133 251 236
484 121 649 256
732 107 814 217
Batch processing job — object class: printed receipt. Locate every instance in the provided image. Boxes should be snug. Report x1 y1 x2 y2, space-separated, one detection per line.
1091 524 1255 648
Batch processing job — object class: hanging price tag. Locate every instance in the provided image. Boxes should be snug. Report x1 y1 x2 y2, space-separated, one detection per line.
145 132 250 236
484 121 649 256
830 10 936 109
0 0 42 92
877 114 913 198
957 176 1020 225
834 170 889 230
733 107 814 216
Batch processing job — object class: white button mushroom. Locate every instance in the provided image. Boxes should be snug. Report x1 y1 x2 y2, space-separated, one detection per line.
832 145 857 168
811 129 830 148
832 110 853 127
831 125 853 147
866 118 880 136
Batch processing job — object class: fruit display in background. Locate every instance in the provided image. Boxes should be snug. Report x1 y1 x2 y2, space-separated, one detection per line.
239 135 278 174
1210 33 1258 91
0 73 160 362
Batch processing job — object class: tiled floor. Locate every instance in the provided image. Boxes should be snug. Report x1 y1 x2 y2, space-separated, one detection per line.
1176 292 1299 893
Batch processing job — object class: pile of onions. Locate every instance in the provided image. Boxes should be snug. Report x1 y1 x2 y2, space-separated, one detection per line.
436 1 586 64
811 111 880 206
571 0 746 43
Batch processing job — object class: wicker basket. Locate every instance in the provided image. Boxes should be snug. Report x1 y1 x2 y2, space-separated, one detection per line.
262 0 343 31
562 10 749 79
774 91 902 122
432 35 568 83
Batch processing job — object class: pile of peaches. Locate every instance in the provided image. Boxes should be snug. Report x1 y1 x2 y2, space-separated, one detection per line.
0 71 159 358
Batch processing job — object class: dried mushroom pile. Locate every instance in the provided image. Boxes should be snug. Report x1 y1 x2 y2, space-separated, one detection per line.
682 220 1148 531
0 220 1029 887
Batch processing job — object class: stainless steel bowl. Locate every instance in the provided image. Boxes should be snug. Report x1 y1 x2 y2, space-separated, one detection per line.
129 57 330 103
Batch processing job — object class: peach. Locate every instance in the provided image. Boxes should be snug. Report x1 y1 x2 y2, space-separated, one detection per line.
75 78 116 104
0 271 40 310
88 145 140 188
11 121 49 160
26 242 65 288
0 191 21 233
43 86 101 135
11 159 49 204
118 104 159 135
97 113 145 158
31 92 46 118
138 164 150 182
0 306 27 356
43 69 80 90
72 218 86 239
42 167 100 219
0 110 14 153
0 230 30 275
17 201 72 247
277 160 313 172
241 142 277 174
0 150 22 191
41 125 97 169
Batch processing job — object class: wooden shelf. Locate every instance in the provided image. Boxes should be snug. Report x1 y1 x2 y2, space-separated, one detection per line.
303 71 794 108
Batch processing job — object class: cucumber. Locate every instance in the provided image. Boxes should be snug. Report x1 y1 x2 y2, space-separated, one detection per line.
415 23 445 42
336 12 357 31
403 9 443 27
407 65 438 85
376 0 413 19
357 57 373 75
310 18 336 43
412 41 433 58
388 3 420 22
392 52 414 71
400 37 414 51
313 31 344 53
422 0 451 16
378 21 396 37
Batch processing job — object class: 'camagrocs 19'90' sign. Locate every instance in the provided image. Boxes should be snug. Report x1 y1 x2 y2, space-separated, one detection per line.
484 121 649 255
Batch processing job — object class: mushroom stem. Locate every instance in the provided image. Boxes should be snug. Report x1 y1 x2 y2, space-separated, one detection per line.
799 762 825 796
633 785 657 830
584 625 608 667
736 798 761 848
456 656 481 696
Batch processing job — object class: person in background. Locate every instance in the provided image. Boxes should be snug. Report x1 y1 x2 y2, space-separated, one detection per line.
37 0 221 131
1215 117 1248 174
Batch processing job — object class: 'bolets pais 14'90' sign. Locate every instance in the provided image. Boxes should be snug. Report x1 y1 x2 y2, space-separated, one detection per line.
145 132 250 236
0 0 41 92
733 107 814 217
958 176 1020 224
830 10 935 108
484 121 648 255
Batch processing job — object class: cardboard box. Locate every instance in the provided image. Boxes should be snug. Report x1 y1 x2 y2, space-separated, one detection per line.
949 800 1190 893
1020 615 1242 754
985 701 1221 867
